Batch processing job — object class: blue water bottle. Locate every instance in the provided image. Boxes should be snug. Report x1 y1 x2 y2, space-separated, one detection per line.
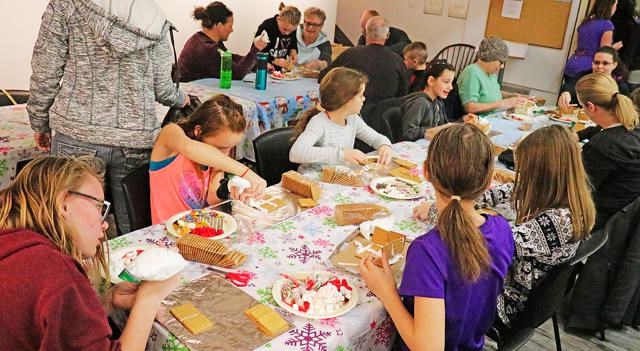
255 53 268 90
220 50 232 89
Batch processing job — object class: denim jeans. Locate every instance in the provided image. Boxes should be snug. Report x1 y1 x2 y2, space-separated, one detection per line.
52 132 150 235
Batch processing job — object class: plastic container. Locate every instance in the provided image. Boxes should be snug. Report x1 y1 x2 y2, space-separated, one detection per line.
255 52 268 90
220 50 232 89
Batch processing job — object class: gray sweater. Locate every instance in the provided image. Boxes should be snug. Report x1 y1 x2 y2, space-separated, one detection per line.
289 112 391 165
28 0 186 149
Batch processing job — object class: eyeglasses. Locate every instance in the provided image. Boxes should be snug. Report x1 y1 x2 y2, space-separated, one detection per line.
68 190 111 222
592 60 613 66
303 21 323 28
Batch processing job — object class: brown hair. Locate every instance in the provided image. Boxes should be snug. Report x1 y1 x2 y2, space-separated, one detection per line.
278 3 301 26
428 124 494 281
193 1 233 29
513 125 596 240
293 67 368 140
176 94 246 140
403 41 429 64
0 156 110 287
583 0 616 24
576 73 639 130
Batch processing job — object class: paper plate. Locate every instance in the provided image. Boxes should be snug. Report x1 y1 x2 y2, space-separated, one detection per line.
165 208 237 240
502 112 534 123
370 176 425 200
270 73 300 81
272 272 359 319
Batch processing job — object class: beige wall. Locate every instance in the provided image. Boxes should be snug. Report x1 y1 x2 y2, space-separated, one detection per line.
336 0 585 103
0 0 337 90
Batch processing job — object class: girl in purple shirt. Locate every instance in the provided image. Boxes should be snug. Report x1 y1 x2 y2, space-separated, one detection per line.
564 0 622 78
360 124 514 351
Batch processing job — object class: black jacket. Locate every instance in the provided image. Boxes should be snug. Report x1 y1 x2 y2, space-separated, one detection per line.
357 27 411 56
568 195 640 330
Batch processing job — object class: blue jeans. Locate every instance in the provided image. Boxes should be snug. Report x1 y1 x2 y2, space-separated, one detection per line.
52 133 150 235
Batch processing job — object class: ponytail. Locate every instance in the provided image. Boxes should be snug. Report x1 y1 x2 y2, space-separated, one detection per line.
438 197 491 281
428 124 494 281
576 73 639 131
613 93 639 130
291 107 321 142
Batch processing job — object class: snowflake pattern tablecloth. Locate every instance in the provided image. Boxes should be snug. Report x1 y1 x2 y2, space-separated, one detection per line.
109 142 435 351
0 104 46 189
181 76 319 162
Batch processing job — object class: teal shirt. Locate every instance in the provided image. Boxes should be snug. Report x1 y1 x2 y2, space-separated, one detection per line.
457 63 502 114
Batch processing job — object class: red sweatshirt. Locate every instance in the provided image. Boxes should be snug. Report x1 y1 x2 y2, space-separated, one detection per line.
0 228 121 350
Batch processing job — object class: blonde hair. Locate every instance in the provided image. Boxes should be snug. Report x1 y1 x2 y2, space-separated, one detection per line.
278 3 301 26
304 7 326 23
428 124 494 281
576 73 639 130
403 41 429 64
514 125 596 240
0 156 110 287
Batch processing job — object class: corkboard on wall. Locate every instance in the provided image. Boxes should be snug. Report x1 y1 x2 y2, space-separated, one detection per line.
485 0 572 49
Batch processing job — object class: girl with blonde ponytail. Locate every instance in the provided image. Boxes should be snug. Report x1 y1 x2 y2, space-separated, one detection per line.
359 124 514 350
575 72 640 228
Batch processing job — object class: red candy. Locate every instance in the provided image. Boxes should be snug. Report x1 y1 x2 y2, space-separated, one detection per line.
191 227 224 238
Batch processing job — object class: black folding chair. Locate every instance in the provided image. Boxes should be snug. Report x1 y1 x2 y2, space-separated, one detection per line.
487 228 609 351
252 127 299 186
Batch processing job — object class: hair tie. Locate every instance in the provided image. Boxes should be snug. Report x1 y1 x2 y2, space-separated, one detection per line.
316 104 326 112
450 195 461 201
613 92 619 99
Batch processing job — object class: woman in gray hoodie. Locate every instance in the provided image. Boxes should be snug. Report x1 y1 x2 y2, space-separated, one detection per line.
27 0 188 234
296 7 332 71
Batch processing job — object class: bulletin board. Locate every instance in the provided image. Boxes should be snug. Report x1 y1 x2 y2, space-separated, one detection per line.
485 0 572 49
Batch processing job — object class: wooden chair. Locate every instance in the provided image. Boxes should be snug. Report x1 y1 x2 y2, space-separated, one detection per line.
432 44 476 77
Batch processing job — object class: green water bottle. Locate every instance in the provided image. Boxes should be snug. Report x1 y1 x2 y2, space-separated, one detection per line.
220 50 232 89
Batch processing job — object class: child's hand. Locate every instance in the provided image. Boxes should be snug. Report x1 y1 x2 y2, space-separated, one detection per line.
377 145 392 165
136 272 181 304
359 251 397 303
243 171 267 200
112 282 138 310
412 201 432 221
343 148 367 165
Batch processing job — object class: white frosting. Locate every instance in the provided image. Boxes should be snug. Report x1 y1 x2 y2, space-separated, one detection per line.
126 247 187 281
228 176 251 194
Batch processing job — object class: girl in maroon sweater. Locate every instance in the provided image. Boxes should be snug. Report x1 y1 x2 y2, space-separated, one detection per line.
0 156 180 350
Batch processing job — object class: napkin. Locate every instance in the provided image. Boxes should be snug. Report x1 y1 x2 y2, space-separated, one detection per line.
254 30 270 46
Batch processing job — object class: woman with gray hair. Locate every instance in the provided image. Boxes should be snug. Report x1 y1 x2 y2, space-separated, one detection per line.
297 7 332 71
457 37 527 115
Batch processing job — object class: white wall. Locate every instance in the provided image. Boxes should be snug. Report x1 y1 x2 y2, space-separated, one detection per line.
336 0 583 103
0 0 337 90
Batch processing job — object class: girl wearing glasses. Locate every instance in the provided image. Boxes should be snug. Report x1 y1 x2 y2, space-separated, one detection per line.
0 156 181 350
255 3 301 70
559 46 630 109
296 7 332 71
564 0 622 86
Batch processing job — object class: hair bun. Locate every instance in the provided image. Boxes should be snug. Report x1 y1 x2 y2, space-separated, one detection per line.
193 7 206 20
278 2 286 11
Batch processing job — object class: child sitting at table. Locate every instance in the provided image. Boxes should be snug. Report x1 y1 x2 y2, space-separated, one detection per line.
289 67 392 169
360 124 514 350
150 94 266 224
461 125 595 328
255 3 301 71
400 60 478 141
403 41 429 93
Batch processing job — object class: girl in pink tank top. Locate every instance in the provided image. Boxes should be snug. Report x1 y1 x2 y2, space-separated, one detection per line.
150 94 267 224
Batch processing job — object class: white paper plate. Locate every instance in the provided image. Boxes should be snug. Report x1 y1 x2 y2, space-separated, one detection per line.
548 115 582 124
270 73 300 81
107 244 156 284
370 176 425 200
502 112 534 123
272 272 359 319
164 208 237 240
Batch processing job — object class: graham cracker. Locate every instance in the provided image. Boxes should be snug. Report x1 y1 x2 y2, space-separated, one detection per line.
170 303 214 335
281 171 322 200
334 203 390 226
389 167 421 184
393 158 417 169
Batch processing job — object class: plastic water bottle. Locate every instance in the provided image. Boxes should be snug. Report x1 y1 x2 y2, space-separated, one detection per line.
220 50 232 89
255 53 268 90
